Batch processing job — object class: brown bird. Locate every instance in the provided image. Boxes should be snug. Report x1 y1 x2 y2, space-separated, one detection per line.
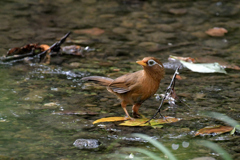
81 57 165 118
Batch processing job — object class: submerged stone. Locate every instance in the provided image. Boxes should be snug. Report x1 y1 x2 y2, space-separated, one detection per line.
73 139 100 149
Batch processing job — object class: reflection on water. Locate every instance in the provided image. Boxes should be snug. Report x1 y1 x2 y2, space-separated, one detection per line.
0 0 240 159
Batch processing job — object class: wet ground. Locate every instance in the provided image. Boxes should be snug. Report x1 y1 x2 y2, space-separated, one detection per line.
0 0 240 160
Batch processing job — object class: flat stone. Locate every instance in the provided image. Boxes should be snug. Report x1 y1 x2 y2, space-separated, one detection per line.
73 139 100 149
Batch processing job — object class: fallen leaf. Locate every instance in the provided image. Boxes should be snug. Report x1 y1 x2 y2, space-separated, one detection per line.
7 43 49 56
93 116 181 126
179 60 227 74
195 125 233 136
195 56 240 70
175 75 182 80
205 27 228 37
73 28 105 36
169 55 195 63
119 117 181 126
93 117 127 124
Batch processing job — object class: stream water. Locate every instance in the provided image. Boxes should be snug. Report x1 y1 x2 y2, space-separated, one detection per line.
0 0 239 160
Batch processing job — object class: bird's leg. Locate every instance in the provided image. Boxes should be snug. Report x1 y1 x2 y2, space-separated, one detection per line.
132 103 141 118
121 101 132 119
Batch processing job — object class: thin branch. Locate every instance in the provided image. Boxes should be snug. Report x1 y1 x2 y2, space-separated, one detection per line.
0 32 71 62
145 66 181 124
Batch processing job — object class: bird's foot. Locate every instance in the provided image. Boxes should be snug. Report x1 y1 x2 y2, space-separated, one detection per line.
124 115 134 120
133 112 141 118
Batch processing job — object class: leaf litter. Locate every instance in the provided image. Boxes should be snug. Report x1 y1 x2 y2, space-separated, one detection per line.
93 116 181 127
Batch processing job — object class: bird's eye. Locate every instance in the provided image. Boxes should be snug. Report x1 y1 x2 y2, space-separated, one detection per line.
148 60 156 66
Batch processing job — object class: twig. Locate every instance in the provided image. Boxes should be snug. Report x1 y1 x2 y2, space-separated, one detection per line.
38 32 71 61
145 66 181 124
0 50 35 62
0 32 71 62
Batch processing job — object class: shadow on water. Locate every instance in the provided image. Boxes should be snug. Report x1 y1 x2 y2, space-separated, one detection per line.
0 0 240 159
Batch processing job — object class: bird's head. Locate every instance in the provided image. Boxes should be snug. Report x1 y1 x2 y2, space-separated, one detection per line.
136 57 165 80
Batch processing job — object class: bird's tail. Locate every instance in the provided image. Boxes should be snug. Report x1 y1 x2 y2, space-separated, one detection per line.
81 76 114 86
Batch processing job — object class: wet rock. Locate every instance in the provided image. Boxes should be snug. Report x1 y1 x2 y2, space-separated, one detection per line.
191 31 207 39
169 8 187 15
22 90 45 103
138 42 159 51
0 20 9 30
145 32 175 43
100 98 108 102
99 14 115 19
84 104 97 107
69 62 81 68
203 39 229 49
81 0 96 4
155 24 175 32
115 49 130 56
121 20 134 28
74 28 105 36
112 27 128 34
73 139 100 149
208 3 239 16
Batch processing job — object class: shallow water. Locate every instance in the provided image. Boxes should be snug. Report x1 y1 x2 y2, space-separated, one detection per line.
0 0 240 159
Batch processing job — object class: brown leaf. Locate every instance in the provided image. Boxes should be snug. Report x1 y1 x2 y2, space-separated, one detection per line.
169 55 196 63
175 75 182 80
205 27 228 37
73 28 105 36
195 125 233 136
7 43 49 56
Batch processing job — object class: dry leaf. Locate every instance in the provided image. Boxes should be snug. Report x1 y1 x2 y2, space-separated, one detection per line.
175 75 182 80
93 116 181 127
7 43 49 56
205 27 228 37
195 125 233 136
93 117 127 124
119 117 181 126
179 60 227 74
169 55 195 63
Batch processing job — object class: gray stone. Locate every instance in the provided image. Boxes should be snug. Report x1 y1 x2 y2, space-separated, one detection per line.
73 139 100 149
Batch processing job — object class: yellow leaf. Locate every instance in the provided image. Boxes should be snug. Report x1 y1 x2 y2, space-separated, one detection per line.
119 117 181 126
93 117 127 124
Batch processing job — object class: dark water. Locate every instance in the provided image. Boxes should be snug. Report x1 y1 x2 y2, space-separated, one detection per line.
0 0 240 159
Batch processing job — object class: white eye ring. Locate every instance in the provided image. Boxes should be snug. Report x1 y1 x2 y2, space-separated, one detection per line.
147 60 156 66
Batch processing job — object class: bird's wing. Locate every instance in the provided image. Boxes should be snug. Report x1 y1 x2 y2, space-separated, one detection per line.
109 71 142 94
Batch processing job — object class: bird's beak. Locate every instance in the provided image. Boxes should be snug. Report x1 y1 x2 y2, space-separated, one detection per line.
136 60 147 66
